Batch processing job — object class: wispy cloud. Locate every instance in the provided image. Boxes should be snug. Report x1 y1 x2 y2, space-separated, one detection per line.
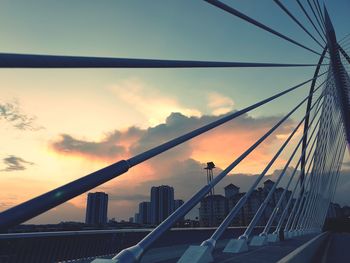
110 79 201 126
0 101 41 130
207 92 235 116
1 155 34 172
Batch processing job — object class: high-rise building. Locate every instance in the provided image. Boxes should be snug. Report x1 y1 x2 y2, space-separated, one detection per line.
134 213 140 224
199 194 228 227
85 192 108 225
224 184 240 199
225 184 245 226
139 201 151 224
150 185 174 225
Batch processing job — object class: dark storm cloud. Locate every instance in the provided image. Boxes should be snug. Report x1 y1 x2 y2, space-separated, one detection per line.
1 155 34 172
51 111 294 160
131 112 294 155
52 134 127 158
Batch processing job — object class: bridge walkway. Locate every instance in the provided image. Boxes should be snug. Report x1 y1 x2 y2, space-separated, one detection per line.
79 234 317 263
323 233 350 263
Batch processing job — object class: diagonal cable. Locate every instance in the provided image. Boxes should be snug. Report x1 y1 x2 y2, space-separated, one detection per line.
204 0 323 56
273 0 324 49
307 0 326 36
296 0 327 44
0 53 321 68
313 0 326 27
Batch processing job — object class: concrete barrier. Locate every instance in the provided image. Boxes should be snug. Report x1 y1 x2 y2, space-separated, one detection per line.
277 232 329 263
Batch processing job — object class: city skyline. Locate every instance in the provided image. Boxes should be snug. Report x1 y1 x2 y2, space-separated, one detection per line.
83 178 349 226
1 1 350 224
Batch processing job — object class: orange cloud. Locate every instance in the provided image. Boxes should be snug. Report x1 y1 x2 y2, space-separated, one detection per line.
49 112 295 186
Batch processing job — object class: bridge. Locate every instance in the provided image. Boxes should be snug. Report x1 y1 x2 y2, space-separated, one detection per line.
0 1 350 262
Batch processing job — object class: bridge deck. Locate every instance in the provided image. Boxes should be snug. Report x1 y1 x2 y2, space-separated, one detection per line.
141 235 314 263
72 233 350 262
212 235 316 263
324 233 350 263
139 234 315 263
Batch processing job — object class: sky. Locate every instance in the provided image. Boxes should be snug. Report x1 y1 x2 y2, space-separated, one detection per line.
0 0 350 223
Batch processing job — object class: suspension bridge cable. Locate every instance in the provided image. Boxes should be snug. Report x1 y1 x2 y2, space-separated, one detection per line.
338 45 350 65
324 138 347 223
0 70 328 232
298 116 341 230
300 46 328 185
313 0 326 27
284 101 333 233
310 102 345 230
338 33 350 44
307 0 326 36
316 140 346 229
0 53 321 68
203 0 324 56
298 121 344 232
127 72 327 167
260 90 326 235
112 74 326 262
279 149 315 235
296 113 330 229
296 0 327 44
263 113 321 236
238 85 325 241
204 85 325 246
312 139 345 230
293 97 341 232
273 0 324 49
280 141 317 234
341 40 350 48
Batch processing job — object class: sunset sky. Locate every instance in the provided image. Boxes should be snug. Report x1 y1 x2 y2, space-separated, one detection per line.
1 1 350 223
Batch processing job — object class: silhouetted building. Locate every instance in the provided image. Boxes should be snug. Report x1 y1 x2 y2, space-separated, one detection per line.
223 180 294 226
134 213 140 224
150 185 175 224
224 184 240 199
225 185 245 225
199 194 228 227
242 188 263 225
85 192 108 225
139 201 151 224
